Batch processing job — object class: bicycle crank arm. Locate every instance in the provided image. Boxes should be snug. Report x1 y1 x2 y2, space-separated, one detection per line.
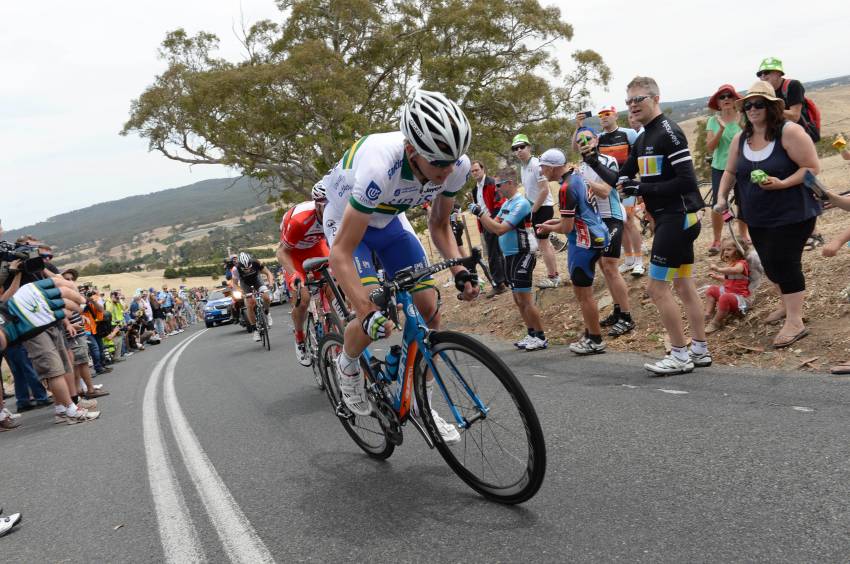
407 414 435 449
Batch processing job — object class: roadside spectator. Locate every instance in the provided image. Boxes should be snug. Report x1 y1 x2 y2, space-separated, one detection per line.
536 149 610 355
706 84 745 254
157 285 177 335
512 133 561 288
586 76 709 374
82 289 110 374
61 269 109 399
757 57 824 250
149 287 166 337
470 167 547 351
716 80 821 348
450 204 466 254
578 107 644 275
704 239 751 333
470 160 508 297
575 128 635 337
105 291 127 361
820 190 850 374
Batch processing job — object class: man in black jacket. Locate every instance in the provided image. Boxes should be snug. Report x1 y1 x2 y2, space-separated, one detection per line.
470 160 508 297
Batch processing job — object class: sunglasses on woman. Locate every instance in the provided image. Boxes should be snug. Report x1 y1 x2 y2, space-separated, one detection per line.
717 93 734 101
743 100 767 111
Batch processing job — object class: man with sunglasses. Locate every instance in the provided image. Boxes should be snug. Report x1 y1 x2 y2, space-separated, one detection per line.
321 90 475 442
583 76 708 375
511 134 561 288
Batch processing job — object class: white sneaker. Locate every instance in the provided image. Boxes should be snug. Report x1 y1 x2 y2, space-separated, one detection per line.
514 335 534 349
631 263 646 277
431 409 461 444
0 512 22 536
569 336 606 355
536 276 561 289
335 355 371 416
690 350 713 368
295 341 311 367
267 314 273 327
523 336 548 351
65 408 101 424
252 330 261 342
644 355 694 375
618 262 635 274
1 408 21 421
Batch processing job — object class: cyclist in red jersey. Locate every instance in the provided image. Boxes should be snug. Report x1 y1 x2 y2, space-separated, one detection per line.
276 182 331 365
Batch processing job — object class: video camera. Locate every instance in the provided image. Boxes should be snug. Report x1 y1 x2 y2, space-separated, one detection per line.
0 241 44 274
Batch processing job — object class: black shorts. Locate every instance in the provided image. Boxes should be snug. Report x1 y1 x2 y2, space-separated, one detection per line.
648 213 701 281
602 218 624 259
504 252 535 293
531 205 554 240
152 309 165 320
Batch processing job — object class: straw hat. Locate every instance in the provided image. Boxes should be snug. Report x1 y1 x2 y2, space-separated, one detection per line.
735 80 785 111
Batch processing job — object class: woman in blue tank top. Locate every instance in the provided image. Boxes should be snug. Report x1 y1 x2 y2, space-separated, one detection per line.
715 81 821 349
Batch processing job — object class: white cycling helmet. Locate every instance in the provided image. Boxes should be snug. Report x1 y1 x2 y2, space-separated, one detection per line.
238 252 253 268
400 89 471 163
311 180 327 201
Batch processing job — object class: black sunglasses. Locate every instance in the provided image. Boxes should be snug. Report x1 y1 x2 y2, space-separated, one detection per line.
625 95 651 106
743 100 767 111
756 71 771 78
717 93 735 101
429 159 456 169
511 144 529 152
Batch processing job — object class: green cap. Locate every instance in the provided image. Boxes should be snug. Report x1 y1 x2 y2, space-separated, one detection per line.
511 133 530 148
757 57 784 76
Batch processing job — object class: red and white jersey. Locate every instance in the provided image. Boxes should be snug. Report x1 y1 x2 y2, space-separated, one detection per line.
279 201 325 250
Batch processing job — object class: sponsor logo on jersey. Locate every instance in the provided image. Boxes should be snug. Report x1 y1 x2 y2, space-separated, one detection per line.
387 158 403 179
661 119 681 146
393 186 419 197
366 181 382 201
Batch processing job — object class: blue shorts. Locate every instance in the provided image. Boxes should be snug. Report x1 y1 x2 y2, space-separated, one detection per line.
353 216 434 292
567 244 602 288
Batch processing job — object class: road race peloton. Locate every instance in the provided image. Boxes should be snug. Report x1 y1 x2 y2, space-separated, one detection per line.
276 182 330 365
233 252 276 342
321 90 477 443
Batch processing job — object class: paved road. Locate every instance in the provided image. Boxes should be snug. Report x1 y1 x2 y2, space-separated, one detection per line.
2 311 849 562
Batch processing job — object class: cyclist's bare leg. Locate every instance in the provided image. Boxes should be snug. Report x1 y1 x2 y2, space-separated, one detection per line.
246 296 257 326
291 286 309 335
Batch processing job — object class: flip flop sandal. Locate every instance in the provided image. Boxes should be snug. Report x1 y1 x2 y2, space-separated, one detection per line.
831 362 850 375
772 328 810 349
803 234 825 251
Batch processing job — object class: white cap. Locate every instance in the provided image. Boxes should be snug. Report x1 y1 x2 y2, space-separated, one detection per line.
539 148 566 167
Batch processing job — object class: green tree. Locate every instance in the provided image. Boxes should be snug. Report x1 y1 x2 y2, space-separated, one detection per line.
122 0 609 198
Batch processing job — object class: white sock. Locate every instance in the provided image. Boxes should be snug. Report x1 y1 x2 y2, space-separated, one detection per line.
338 351 361 378
65 403 78 417
79 378 88 394
55 404 67 416
623 255 635 266
691 340 708 355
633 255 644 266
671 346 690 362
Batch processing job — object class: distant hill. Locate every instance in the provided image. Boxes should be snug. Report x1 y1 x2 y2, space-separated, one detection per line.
6 176 268 251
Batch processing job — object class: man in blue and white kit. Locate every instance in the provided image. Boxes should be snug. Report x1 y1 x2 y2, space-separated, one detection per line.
322 90 478 443
536 149 610 355
470 168 546 351
576 127 635 337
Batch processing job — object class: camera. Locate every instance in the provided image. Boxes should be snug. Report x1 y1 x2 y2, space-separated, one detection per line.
0 241 44 274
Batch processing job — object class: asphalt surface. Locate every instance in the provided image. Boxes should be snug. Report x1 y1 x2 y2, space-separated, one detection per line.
2 309 850 562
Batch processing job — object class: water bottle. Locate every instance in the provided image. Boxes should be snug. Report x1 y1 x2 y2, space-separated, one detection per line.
384 345 402 381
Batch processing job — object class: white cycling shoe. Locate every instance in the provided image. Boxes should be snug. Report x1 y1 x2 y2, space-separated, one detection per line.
252 330 261 342
431 410 461 444
335 356 372 416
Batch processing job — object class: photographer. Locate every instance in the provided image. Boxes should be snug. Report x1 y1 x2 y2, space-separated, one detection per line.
81 287 111 375
60 269 109 400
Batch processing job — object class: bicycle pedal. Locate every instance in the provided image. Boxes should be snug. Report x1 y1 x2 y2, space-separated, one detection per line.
335 402 353 420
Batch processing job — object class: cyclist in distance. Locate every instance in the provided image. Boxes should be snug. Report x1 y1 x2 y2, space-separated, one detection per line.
276 181 331 366
323 90 478 442
233 251 275 342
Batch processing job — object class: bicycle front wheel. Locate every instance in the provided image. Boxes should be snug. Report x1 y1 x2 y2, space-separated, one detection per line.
318 334 394 460
414 331 546 504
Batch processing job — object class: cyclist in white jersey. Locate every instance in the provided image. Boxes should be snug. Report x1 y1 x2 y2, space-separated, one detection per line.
323 90 478 442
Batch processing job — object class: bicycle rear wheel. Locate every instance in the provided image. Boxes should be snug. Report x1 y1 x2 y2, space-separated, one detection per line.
257 305 270 350
318 334 394 459
414 331 546 504
303 312 324 390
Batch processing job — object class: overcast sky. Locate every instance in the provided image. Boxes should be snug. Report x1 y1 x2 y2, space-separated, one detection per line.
2 0 845 229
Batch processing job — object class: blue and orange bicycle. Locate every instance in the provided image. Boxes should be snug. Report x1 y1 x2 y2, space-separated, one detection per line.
317 249 546 504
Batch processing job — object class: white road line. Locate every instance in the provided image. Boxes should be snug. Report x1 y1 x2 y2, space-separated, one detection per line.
792 406 814 413
163 332 276 564
143 333 208 563
657 389 689 395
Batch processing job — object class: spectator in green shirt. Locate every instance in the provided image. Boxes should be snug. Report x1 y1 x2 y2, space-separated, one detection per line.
706 84 745 254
